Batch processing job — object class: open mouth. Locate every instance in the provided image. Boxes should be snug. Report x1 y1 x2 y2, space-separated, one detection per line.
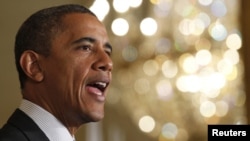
86 79 110 97
87 81 108 93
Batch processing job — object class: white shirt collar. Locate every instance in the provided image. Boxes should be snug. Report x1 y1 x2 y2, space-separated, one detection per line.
19 99 75 141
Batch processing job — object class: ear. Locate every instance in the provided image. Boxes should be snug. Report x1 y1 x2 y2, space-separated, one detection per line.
20 50 44 82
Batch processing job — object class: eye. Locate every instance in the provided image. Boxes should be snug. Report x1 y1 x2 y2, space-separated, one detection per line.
105 49 112 56
81 45 91 51
104 46 112 56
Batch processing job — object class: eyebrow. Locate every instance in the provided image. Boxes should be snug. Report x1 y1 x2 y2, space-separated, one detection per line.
72 37 113 52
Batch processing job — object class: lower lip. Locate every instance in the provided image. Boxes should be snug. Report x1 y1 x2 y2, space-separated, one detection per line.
86 86 105 102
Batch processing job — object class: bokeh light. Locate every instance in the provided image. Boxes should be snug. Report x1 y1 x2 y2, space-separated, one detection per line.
138 115 156 133
210 0 227 17
195 50 212 66
140 17 158 36
129 0 143 8
113 0 130 13
162 60 178 78
198 0 213 6
161 123 178 139
143 60 159 76
122 46 138 62
209 23 228 41
90 0 110 21
226 33 242 50
200 101 216 117
111 18 129 36
156 80 173 101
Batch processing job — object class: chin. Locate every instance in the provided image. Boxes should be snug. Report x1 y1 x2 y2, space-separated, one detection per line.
83 110 104 122
91 113 104 122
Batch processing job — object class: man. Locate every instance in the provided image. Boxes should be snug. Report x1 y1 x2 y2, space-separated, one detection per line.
0 4 113 141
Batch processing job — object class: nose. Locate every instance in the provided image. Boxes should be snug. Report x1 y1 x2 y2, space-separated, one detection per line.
93 51 113 72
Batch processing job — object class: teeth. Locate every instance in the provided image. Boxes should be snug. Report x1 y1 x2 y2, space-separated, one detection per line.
95 82 107 88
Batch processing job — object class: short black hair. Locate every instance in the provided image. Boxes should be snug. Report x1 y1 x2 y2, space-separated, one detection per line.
15 4 96 89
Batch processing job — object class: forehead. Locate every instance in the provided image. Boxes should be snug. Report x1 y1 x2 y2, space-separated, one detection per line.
51 13 110 50
57 13 109 41
61 13 105 32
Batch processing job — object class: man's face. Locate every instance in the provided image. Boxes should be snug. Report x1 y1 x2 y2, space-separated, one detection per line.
40 13 113 124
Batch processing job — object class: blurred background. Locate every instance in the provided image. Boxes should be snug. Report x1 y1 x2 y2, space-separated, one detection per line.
0 0 249 141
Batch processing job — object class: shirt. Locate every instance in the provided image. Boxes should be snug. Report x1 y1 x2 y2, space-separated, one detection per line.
19 99 75 141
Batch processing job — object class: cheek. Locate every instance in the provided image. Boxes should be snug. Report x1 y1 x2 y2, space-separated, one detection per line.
73 57 94 84
72 64 90 99
73 65 89 87
62 57 93 105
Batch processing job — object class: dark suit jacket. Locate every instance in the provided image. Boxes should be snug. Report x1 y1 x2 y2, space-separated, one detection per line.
0 109 50 141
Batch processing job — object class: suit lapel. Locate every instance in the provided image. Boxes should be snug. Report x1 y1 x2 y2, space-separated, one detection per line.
7 109 50 141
